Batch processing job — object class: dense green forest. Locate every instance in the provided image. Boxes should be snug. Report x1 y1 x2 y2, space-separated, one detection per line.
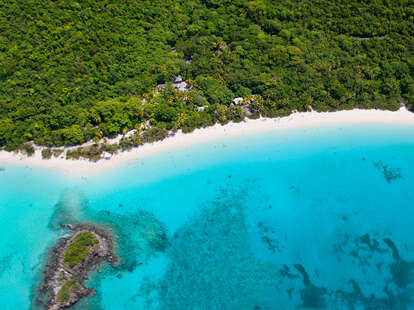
0 0 413 156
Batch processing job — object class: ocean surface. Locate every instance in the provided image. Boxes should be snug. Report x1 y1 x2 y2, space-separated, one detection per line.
1 124 414 309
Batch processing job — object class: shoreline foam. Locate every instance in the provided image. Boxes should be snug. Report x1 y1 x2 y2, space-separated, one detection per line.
1 108 414 177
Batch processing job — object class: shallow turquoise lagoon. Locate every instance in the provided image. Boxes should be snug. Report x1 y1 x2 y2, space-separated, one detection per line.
1 124 414 309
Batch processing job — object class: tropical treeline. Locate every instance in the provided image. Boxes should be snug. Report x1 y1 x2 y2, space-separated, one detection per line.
0 0 413 152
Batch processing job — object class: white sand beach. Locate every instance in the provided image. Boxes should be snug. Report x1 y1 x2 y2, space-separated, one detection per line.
1 107 414 177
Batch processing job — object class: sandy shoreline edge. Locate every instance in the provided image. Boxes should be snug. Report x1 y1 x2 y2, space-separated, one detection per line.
1 108 414 177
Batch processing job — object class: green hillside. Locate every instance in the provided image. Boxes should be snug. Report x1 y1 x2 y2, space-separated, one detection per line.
0 0 413 151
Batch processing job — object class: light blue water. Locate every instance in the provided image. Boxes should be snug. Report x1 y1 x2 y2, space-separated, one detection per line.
1 124 414 309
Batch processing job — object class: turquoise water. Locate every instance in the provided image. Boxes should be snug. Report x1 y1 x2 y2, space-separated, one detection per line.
1 124 414 309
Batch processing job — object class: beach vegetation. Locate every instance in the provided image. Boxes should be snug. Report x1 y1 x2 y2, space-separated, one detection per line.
41 148 52 159
64 232 98 268
52 149 64 158
20 143 35 157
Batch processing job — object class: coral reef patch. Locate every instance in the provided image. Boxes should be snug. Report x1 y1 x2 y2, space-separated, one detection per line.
374 160 403 183
142 192 279 309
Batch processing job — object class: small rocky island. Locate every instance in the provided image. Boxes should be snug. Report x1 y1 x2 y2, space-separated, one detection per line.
37 224 118 309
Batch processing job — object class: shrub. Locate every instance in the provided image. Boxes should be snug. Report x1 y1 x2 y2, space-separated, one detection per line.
52 149 64 158
64 232 98 268
41 148 52 159
57 278 77 303
21 143 35 156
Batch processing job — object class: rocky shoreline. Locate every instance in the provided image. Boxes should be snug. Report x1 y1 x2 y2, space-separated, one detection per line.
36 224 118 309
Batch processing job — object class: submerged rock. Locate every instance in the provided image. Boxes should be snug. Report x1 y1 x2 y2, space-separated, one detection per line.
294 264 327 309
374 160 403 183
384 238 414 289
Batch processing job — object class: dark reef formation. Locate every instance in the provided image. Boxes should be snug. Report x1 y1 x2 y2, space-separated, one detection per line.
37 189 170 309
93 209 169 273
141 190 280 309
36 224 118 310
374 160 403 184
298 233 414 309
33 185 414 309
257 221 279 253
383 238 414 289
294 264 327 309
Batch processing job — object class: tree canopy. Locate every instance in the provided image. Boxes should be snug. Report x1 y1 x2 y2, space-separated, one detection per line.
0 0 413 151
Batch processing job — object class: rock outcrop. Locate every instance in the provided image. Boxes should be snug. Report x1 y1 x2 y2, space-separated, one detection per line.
38 224 118 309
